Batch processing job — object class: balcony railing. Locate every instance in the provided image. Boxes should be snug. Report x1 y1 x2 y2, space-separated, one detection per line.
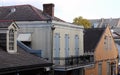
54 55 94 71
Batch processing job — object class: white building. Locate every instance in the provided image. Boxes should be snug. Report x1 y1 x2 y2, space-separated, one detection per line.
17 20 84 64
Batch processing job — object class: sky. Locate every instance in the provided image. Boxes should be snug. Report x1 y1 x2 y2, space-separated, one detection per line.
0 0 120 22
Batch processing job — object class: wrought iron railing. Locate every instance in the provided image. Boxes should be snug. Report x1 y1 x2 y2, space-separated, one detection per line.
54 55 94 67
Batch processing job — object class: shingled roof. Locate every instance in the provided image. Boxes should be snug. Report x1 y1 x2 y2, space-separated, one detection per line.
0 20 14 28
89 18 120 28
0 4 65 22
0 46 52 74
84 28 105 52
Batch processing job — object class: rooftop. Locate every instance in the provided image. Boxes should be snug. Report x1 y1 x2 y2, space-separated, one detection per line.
0 4 65 22
84 28 105 52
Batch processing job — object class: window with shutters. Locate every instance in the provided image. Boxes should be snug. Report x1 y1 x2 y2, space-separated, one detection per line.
54 33 60 64
104 35 112 50
75 35 79 56
65 34 69 57
107 62 110 75
98 63 102 75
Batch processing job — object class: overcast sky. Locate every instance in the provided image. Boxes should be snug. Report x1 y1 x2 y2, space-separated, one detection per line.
1 0 120 22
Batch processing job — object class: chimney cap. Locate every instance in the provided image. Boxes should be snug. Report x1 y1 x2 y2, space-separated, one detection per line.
43 3 54 7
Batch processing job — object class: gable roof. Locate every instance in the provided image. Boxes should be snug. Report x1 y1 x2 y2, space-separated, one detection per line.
0 4 65 22
84 28 105 52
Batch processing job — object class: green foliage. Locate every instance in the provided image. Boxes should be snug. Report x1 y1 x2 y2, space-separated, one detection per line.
73 16 91 28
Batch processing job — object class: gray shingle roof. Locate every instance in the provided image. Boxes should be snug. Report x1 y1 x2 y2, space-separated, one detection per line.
84 28 105 52
0 46 52 71
0 33 6 50
0 5 65 22
89 18 120 28
0 20 13 28
112 28 120 39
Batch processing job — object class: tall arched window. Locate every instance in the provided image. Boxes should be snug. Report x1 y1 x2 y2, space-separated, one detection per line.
9 29 14 50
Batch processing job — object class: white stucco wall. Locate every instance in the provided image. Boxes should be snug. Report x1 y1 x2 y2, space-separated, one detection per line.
53 25 83 57
16 21 84 63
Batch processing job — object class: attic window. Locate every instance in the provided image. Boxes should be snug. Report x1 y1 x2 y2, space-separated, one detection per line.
104 35 112 50
7 24 18 54
9 29 14 50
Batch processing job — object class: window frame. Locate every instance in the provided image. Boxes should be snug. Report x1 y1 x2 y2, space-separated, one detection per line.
98 62 102 75
9 29 14 50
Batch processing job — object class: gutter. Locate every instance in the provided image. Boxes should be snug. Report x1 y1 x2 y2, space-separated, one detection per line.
51 25 55 62
0 63 53 74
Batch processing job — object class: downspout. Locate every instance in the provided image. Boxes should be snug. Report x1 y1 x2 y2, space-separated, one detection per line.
51 25 55 75
51 25 55 63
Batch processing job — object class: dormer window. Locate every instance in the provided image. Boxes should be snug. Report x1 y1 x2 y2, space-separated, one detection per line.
104 35 112 50
0 21 18 53
9 29 14 50
7 28 17 53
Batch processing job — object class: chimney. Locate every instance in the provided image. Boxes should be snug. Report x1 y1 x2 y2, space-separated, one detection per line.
43 3 54 17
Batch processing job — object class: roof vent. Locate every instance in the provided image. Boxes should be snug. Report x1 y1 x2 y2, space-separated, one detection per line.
11 8 16 13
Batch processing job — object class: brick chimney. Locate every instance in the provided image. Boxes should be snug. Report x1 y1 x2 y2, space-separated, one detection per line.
43 3 54 17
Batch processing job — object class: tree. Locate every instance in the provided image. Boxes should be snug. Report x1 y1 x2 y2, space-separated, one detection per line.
73 16 91 28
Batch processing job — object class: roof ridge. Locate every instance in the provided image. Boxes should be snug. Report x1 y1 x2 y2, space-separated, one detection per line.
0 4 31 8
29 5 46 21
0 4 65 22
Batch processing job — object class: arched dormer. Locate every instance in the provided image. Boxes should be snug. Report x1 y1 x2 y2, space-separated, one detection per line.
9 29 15 50
6 22 18 53
0 21 18 53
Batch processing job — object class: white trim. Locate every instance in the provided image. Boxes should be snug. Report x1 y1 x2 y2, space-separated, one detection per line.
7 27 17 53
16 21 84 29
52 20 84 29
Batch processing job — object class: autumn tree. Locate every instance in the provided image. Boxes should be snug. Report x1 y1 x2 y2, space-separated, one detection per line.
73 16 91 28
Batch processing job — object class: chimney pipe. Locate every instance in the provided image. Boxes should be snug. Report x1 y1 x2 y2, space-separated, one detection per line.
43 3 54 17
